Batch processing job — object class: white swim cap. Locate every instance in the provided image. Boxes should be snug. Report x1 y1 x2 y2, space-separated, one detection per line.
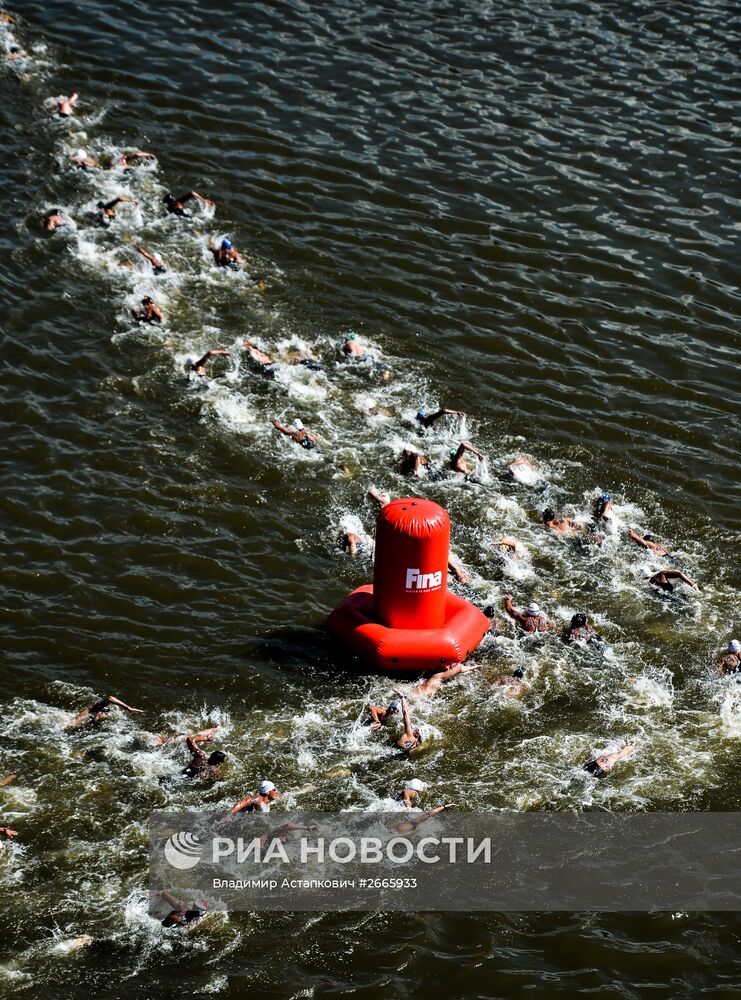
404 779 426 792
186 354 199 367
73 148 86 158
290 418 304 431
729 640 741 654
258 780 276 795
527 602 540 615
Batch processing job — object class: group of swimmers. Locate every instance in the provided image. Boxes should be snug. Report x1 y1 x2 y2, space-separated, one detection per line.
2 10 738 930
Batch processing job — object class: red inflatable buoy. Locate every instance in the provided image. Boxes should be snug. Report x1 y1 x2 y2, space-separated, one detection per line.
326 498 490 672
374 499 449 629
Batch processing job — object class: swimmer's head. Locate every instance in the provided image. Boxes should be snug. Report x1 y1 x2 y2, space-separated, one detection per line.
643 533 655 542
542 508 555 522
729 640 741 654
142 296 152 304
640 568 652 579
185 354 199 370
259 780 278 798
387 700 401 714
416 410 427 421
221 238 233 250
344 332 357 341
96 200 105 209
482 605 496 618
73 148 86 158
50 208 60 215
449 449 457 458
208 750 226 766
599 493 612 503
404 779 426 793
526 602 540 616
571 613 587 628
583 759 603 776
290 418 304 431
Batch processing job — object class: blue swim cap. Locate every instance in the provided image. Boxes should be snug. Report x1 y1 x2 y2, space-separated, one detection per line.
449 449 457 458
221 238 232 250
345 333 356 341
600 493 611 503
416 410 427 421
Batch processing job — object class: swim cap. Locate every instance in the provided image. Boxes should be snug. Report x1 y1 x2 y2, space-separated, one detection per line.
643 534 655 542
290 418 304 431
526 602 540 616
186 354 199 367
449 449 457 458
345 333 357 341
729 640 741 654
258 780 276 795
221 238 233 250
404 779 426 792
599 493 612 503
542 508 555 521
74 148 86 158
416 410 427 421
388 700 401 713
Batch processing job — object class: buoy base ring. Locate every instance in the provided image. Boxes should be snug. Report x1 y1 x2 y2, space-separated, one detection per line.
325 584 491 672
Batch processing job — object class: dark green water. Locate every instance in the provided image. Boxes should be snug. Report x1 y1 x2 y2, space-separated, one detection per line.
1 1 740 996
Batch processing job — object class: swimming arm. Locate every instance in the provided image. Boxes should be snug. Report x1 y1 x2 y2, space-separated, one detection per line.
103 695 144 714
400 696 414 739
503 595 526 626
627 529 650 549
426 408 465 425
179 191 214 207
272 420 300 441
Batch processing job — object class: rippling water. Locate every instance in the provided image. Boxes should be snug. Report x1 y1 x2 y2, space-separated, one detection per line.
1 0 740 996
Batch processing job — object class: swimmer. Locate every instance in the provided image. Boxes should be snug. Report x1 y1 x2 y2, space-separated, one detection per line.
230 780 279 814
395 695 422 754
449 442 484 475
182 731 226 783
399 778 426 808
542 508 588 536
492 670 527 699
447 555 469 584
341 531 362 558
719 640 741 675
564 613 603 645
157 891 208 929
495 538 521 559
272 418 319 450
131 296 163 324
412 663 477 698
342 332 366 357
96 195 137 228
208 237 243 270
0 12 17 23
647 569 698 593
65 694 144 732
186 349 230 377
0 827 18 840
43 209 70 233
6 44 28 62
594 493 613 521
627 529 669 557
130 241 167 275
164 190 213 216
368 487 391 508
69 149 99 170
583 742 638 780
242 340 275 367
366 699 401 732
393 804 453 834
287 348 323 370
401 448 428 477
503 596 556 634
55 92 78 117
415 407 465 429
118 150 156 169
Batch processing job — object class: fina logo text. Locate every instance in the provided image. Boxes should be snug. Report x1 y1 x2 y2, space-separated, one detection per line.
164 832 204 870
405 567 442 591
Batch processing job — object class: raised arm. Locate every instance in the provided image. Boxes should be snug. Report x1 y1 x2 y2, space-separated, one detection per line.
272 419 298 441
104 695 144 715
400 696 414 739
180 191 214 207
427 408 465 426
368 487 391 508
503 595 524 625
461 441 484 459
628 529 649 549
